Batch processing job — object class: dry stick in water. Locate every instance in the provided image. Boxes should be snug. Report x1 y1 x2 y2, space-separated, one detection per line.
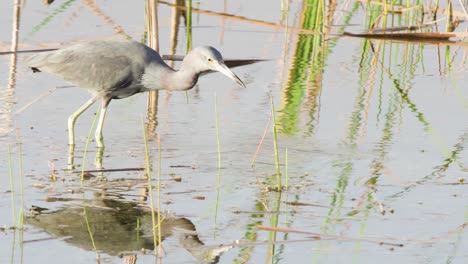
14 87 56 115
257 225 404 247
0 48 57 55
145 0 159 128
251 109 272 167
77 167 145 173
458 0 468 20
83 0 130 39
158 0 320 35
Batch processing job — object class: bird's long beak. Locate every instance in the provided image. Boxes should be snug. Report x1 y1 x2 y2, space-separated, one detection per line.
216 62 246 88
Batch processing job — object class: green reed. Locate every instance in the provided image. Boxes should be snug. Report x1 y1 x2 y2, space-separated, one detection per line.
278 0 327 135
8 144 16 226
271 97 282 189
81 108 100 183
16 129 24 229
80 110 101 260
185 0 193 102
28 0 77 37
214 94 222 237
142 118 161 255
285 147 288 190
82 205 100 261
9 225 17 264
186 0 193 51
214 95 222 184
267 192 282 262
156 134 163 255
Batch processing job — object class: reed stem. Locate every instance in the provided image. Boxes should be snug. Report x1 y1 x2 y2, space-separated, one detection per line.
15 129 24 229
81 108 100 183
270 97 282 190
8 144 16 226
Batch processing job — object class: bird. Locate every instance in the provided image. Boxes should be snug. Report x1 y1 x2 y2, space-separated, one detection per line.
26 40 246 147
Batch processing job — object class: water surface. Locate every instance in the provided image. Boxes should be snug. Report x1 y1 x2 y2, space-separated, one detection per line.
1 1 467 263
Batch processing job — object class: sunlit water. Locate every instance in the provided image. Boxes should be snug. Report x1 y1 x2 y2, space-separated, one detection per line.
1 1 467 263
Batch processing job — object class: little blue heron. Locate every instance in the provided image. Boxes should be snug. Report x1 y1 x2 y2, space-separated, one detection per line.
26 40 245 147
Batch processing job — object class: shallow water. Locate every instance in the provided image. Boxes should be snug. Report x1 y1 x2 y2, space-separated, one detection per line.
1 1 468 263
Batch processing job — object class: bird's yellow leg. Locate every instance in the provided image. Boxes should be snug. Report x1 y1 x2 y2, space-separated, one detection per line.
94 97 111 148
68 97 97 146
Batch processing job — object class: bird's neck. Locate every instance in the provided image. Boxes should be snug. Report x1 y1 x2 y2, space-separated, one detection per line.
168 67 200 91
142 60 200 91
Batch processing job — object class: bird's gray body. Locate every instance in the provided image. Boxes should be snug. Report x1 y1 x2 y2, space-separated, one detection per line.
26 40 245 147
26 40 172 99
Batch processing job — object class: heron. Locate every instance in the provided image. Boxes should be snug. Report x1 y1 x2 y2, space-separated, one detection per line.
26 40 246 147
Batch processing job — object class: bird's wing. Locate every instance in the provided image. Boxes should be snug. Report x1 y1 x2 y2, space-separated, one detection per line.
26 41 145 94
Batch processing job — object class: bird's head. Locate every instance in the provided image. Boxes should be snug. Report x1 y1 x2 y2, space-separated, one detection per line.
187 46 246 88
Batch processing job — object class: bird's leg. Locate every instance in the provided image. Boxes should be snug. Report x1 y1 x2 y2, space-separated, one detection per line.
67 144 75 171
95 96 112 148
95 146 104 170
68 97 97 146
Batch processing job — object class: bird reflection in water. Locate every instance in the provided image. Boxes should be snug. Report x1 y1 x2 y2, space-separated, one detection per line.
27 198 232 263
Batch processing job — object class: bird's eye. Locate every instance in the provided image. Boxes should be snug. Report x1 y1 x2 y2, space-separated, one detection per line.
208 58 213 63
